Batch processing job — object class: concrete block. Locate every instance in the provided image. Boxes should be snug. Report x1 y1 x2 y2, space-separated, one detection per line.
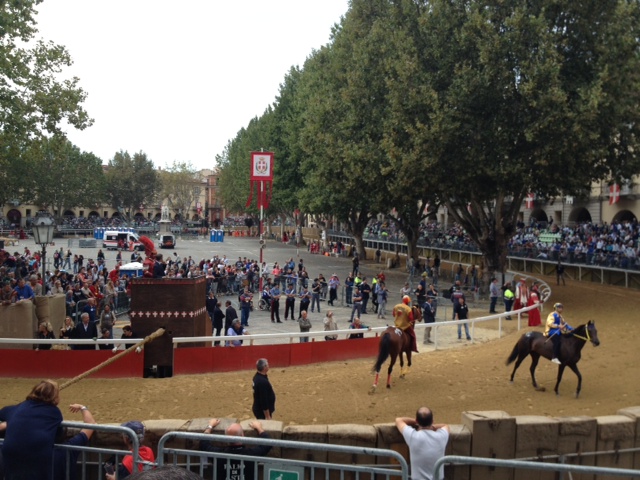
462 411 516 480
374 423 409 474
327 424 377 480
617 407 640 470
556 416 597 480
283 424 328 463
514 416 559 480
595 415 635 479
445 424 471 480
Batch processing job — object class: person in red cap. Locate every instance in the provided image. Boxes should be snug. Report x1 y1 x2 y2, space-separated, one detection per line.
393 295 418 353
105 420 155 479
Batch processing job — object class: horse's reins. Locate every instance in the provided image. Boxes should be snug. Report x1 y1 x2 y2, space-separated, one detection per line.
545 324 590 343
570 325 590 342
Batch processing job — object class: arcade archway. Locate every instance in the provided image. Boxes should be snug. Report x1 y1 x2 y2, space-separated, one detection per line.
568 207 592 224
612 209 637 223
6 209 21 224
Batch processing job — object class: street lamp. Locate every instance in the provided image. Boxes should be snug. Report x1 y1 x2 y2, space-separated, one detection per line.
32 214 55 288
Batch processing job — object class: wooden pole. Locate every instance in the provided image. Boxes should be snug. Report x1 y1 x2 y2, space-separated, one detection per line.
59 328 165 390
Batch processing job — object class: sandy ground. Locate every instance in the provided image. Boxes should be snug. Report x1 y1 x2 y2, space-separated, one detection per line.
1 271 637 427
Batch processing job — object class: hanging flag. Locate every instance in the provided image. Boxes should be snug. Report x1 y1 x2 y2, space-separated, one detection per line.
525 193 535 209
609 183 620 205
246 152 274 209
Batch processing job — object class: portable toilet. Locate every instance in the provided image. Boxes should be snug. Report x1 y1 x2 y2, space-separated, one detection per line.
120 261 144 278
216 229 224 243
210 230 217 243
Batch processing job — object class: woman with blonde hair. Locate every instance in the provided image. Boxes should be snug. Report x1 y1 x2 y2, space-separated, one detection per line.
1 380 63 478
36 321 55 351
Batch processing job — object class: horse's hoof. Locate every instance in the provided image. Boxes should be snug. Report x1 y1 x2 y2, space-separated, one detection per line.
535 386 546 392
369 386 377 395
386 384 391 389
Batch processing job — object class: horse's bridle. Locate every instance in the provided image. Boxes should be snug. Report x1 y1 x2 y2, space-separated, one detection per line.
571 324 591 342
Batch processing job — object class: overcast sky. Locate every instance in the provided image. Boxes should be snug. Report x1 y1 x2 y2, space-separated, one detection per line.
35 1 349 170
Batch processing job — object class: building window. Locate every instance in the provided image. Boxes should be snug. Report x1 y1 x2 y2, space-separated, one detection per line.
79 211 84 217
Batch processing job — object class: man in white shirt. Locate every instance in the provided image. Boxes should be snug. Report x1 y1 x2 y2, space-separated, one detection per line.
396 407 450 480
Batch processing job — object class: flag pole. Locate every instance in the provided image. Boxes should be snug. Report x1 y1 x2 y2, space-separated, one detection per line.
259 180 264 292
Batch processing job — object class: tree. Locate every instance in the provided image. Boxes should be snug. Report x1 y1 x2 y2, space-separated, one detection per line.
382 0 640 278
0 1 92 206
22 136 104 219
159 161 203 221
104 151 160 224
297 1 395 257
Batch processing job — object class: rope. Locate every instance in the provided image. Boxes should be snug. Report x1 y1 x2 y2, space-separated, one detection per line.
59 328 165 391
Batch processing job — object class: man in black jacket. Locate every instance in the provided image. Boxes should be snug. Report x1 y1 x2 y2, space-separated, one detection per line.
224 300 238 334
252 358 276 420
71 313 98 350
211 301 225 347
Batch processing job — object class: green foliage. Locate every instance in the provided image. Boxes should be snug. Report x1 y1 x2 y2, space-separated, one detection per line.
104 151 159 223
381 0 640 272
159 161 203 219
21 135 104 218
214 0 640 274
0 0 92 208
0 0 92 136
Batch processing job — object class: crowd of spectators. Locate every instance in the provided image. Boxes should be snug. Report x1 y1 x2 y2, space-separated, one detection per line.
356 219 640 270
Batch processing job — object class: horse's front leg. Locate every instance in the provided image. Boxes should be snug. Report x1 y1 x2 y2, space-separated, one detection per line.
554 364 567 396
401 352 412 377
567 363 582 398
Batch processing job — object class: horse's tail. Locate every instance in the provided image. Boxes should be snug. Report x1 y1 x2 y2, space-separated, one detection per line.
506 333 533 366
505 342 520 366
372 332 392 373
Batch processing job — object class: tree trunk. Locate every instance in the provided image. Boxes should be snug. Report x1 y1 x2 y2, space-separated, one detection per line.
405 231 420 272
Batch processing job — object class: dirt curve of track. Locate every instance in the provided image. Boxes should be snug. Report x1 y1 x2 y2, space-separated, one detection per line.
1 267 638 426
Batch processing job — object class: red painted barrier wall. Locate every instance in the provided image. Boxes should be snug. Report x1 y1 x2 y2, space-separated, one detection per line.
174 337 379 375
0 338 378 378
0 349 144 378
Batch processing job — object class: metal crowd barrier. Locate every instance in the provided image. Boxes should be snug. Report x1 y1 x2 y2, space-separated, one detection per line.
157 431 409 480
0 422 153 480
434 454 640 480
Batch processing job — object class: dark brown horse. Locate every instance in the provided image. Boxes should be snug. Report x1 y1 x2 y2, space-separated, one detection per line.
506 321 600 397
370 326 412 393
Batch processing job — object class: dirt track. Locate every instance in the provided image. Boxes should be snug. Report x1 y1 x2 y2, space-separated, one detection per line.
1 272 638 426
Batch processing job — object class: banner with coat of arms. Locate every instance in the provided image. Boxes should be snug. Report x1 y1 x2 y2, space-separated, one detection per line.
246 152 274 209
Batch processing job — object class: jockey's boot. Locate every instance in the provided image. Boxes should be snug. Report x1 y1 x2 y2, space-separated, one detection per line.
410 330 419 353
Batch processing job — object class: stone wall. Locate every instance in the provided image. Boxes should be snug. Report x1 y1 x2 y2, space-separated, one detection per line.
75 406 640 479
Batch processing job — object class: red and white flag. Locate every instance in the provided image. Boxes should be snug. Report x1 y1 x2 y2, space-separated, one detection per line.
609 183 620 205
525 193 535 209
245 152 274 209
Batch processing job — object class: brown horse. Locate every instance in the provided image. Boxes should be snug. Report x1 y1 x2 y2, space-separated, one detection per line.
506 321 600 397
370 326 412 393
